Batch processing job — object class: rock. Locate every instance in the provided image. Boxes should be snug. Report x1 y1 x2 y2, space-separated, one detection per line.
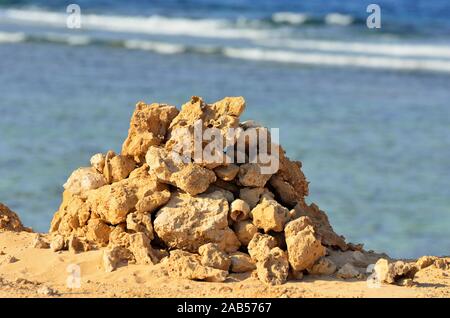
146 146 216 196
229 199 250 222
434 258 449 270
32 234 50 249
154 191 240 253
86 171 169 225
229 252 256 273
37 286 56 296
416 256 438 270
374 259 418 284
128 233 159 265
121 101 179 163
336 263 361 279
239 187 270 209
214 164 239 181
166 96 245 161
351 251 371 267
103 245 133 272
247 233 278 262
285 216 326 272
233 220 258 246
290 203 348 251
166 250 228 282
50 234 65 252
63 167 106 197
0 202 30 232
85 219 112 246
251 197 290 232
256 248 289 285
198 243 231 271
90 153 105 172
49 191 90 235
67 235 86 254
238 163 272 188
206 186 234 203
126 212 154 240
105 154 135 183
307 257 337 275
268 147 308 208
2 255 19 264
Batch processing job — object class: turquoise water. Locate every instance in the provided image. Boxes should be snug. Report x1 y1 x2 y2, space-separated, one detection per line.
1 1 450 258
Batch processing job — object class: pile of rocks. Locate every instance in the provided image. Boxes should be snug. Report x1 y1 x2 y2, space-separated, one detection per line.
44 96 398 285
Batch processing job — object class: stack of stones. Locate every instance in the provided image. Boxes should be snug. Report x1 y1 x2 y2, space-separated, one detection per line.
48 96 358 285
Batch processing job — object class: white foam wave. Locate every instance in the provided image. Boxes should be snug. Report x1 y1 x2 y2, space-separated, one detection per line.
257 39 450 59
0 31 26 43
272 12 309 25
324 13 354 26
1 8 270 40
223 47 450 73
124 40 185 54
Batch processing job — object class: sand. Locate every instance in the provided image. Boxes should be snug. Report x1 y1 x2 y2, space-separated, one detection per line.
0 231 449 298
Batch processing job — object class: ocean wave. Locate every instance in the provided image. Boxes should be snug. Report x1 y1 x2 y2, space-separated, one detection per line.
0 8 270 40
270 11 359 26
2 30 450 74
0 31 26 43
223 47 450 73
257 39 450 59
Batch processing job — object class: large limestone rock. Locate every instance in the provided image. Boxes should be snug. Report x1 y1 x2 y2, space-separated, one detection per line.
0 203 30 232
290 203 348 250
154 191 240 253
86 169 170 225
251 197 290 232
285 216 326 272
166 250 228 282
146 146 216 196
122 102 179 163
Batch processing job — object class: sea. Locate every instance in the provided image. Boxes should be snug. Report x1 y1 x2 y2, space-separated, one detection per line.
0 0 449 258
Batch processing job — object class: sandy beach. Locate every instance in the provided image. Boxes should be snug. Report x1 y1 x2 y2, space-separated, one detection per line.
0 230 449 298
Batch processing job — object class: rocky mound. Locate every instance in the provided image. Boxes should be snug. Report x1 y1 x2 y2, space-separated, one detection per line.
42 96 419 285
0 203 30 232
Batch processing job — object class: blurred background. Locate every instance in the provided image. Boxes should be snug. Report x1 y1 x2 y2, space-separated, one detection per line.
0 0 449 258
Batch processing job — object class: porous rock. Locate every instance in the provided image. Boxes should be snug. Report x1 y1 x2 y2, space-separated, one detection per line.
154 191 240 253
229 199 250 222
247 233 278 262
233 220 258 246
374 259 418 284
146 146 216 196
63 167 106 197
166 250 228 282
198 243 231 271
121 102 179 163
229 252 256 273
251 197 290 232
256 247 289 285
285 216 326 272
